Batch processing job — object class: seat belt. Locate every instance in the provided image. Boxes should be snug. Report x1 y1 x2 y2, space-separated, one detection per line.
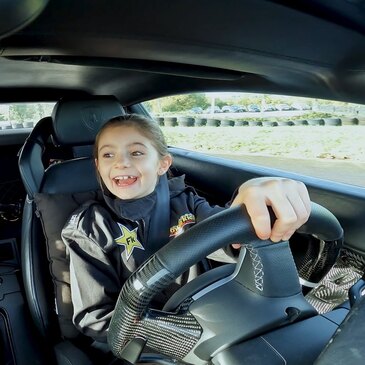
146 174 171 255
147 174 211 303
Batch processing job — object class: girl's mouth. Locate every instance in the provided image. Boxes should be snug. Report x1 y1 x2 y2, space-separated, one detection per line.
113 175 138 187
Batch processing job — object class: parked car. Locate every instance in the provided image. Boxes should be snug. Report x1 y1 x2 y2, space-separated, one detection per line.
222 105 246 113
247 104 261 112
0 1 365 365
204 106 222 113
231 104 247 112
221 105 235 113
263 104 278 112
277 103 294 111
292 102 312 110
189 107 204 114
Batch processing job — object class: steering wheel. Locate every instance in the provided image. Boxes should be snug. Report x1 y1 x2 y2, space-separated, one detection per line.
108 202 343 364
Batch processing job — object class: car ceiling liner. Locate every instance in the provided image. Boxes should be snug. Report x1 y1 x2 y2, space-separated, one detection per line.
0 0 50 40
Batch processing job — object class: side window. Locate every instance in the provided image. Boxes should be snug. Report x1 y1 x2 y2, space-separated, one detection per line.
143 92 365 187
0 102 55 130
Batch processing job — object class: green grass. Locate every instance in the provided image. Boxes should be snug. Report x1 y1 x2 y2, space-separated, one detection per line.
162 126 365 162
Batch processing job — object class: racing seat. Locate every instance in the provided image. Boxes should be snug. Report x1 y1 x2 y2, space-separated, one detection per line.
18 96 125 365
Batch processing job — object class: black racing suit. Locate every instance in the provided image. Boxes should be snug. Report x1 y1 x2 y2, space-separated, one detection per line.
61 175 236 342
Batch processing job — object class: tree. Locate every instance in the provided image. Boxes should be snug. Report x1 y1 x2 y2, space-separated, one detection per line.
9 104 36 122
36 103 45 119
214 98 226 108
35 103 55 119
146 93 209 113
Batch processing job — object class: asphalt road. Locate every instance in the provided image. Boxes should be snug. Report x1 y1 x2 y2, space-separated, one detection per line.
211 153 365 188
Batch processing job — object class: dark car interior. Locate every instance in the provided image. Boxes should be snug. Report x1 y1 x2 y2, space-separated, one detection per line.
1 0 365 364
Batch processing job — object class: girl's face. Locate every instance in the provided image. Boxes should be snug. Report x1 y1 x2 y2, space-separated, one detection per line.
95 125 172 200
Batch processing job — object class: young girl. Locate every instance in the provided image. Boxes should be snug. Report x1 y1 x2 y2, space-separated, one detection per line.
61 114 310 344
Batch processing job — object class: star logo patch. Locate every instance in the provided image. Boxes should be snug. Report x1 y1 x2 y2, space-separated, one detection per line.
115 223 144 260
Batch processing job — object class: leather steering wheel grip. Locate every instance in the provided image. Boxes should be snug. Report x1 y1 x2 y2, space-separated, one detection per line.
296 203 344 284
297 202 343 241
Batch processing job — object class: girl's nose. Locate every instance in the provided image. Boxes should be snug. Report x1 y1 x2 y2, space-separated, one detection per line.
115 154 131 168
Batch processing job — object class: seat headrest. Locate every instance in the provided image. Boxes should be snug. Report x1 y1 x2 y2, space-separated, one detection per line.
52 96 125 145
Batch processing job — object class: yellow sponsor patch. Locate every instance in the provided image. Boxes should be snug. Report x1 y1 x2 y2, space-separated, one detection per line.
115 223 144 260
169 213 196 238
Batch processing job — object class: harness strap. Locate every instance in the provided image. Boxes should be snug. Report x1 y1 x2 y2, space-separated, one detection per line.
146 174 170 255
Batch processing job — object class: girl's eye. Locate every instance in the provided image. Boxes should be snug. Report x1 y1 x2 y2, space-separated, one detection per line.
131 151 144 157
102 152 114 158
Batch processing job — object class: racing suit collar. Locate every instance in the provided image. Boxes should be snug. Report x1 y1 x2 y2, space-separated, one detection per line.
102 186 157 221
101 174 187 221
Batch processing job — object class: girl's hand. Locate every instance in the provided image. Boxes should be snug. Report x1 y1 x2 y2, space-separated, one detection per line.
231 177 311 244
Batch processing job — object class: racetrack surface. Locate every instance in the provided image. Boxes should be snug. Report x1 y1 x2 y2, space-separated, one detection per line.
209 153 365 188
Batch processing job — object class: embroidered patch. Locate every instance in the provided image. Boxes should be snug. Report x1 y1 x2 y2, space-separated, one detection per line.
169 213 196 237
115 223 144 260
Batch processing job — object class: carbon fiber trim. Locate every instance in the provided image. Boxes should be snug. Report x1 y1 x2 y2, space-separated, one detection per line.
142 300 202 359
306 253 362 313
340 248 365 272
108 255 202 361
294 238 342 284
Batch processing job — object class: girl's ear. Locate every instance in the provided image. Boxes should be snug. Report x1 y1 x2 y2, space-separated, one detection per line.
158 154 173 175
95 158 99 169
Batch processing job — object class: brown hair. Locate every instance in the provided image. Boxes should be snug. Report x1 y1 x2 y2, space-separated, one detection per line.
94 114 170 160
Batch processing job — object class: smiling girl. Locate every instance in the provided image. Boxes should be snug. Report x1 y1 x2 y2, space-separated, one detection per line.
62 114 310 346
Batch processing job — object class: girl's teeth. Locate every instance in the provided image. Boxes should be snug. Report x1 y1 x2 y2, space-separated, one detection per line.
113 176 137 186
115 176 133 180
